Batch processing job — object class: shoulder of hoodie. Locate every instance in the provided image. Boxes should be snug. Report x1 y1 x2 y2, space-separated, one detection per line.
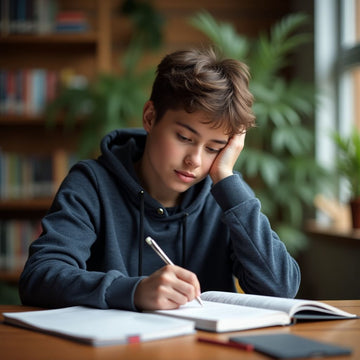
65 159 108 186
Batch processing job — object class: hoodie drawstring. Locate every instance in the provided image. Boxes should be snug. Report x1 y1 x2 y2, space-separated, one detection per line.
138 190 145 276
182 213 188 267
137 191 188 275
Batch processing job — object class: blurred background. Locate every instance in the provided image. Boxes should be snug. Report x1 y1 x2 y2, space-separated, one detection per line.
0 0 359 304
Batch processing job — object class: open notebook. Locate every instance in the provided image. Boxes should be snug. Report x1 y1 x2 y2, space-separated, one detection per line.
3 306 195 346
153 291 357 332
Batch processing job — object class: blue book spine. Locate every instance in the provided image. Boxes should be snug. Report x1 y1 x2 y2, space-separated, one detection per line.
31 69 46 115
0 70 5 114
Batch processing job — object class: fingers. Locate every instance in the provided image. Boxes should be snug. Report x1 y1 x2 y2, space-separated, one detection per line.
231 132 246 150
172 265 201 300
225 132 246 157
209 132 246 184
134 265 201 311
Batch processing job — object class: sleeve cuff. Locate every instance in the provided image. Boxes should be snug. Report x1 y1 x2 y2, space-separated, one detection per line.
105 275 145 311
211 174 254 211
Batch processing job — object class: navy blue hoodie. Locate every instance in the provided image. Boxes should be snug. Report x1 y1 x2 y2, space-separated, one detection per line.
19 129 300 310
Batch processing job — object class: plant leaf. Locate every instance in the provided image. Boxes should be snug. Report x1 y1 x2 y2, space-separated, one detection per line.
189 11 249 60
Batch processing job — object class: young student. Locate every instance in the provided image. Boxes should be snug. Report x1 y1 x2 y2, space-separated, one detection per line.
19 47 300 311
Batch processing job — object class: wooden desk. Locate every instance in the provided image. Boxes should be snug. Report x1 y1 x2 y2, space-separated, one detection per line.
1 301 359 360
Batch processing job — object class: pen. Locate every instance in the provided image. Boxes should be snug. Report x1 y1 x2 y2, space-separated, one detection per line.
145 236 203 306
197 337 254 351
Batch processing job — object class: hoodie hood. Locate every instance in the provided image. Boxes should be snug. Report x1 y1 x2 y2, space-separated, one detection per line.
98 128 213 218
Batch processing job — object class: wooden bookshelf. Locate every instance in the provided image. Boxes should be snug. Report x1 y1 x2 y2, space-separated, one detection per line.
0 198 52 212
0 0 114 282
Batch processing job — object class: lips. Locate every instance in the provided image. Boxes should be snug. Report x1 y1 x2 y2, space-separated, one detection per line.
175 170 196 183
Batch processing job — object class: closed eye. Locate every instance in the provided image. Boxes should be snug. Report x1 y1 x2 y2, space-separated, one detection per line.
177 133 192 142
206 147 222 153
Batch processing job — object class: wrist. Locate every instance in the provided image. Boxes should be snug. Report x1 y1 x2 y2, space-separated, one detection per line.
210 170 233 185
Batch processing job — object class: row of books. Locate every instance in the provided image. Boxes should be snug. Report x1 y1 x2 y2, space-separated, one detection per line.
0 0 89 35
0 151 54 200
0 219 41 271
0 68 59 116
0 149 78 200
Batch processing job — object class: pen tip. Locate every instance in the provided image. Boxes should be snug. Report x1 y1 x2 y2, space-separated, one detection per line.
145 236 153 245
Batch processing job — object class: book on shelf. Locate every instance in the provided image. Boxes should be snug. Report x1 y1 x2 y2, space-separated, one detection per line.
55 10 89 33
2 306 195 346
1 0 56 34
0 219 41 271
153 291 357 332
0 69 59 117
0 149 76 200
0 151 54 199
0 0 90 35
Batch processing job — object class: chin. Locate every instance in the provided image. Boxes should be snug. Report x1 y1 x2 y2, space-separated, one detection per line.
169 182 193 194
179 181 198 193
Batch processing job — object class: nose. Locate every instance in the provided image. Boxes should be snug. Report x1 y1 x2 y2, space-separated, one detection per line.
184 147 201 168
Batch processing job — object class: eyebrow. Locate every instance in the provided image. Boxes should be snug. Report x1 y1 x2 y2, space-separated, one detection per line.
175 121 228 145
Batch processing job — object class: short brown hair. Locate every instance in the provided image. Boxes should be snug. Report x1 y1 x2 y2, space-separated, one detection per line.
149 47 255 135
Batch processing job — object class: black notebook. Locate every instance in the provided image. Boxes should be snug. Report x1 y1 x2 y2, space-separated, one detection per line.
230 334 352 359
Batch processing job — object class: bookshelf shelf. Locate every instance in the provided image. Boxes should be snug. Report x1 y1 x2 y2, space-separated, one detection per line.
0 32 98 44
0 0 113 283
0 198 53 212
0 114 81 126
0 115 46 125
0 270 22 284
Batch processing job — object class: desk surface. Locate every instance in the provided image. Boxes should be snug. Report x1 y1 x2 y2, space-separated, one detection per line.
1 301 359 360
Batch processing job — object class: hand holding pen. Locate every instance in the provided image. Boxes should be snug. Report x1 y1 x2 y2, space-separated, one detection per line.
133 237 203 310
145 236 203 306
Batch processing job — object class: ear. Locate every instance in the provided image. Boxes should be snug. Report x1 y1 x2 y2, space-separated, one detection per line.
142 101 156 132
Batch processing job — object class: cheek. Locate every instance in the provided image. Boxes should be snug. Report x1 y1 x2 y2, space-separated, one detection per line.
151 136 179 162
202 156 216 173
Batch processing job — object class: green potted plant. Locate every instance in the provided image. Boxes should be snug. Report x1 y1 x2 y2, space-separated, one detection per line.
332 129 360 228
189 12 329 254
46 0 164 157
46 48 155 157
